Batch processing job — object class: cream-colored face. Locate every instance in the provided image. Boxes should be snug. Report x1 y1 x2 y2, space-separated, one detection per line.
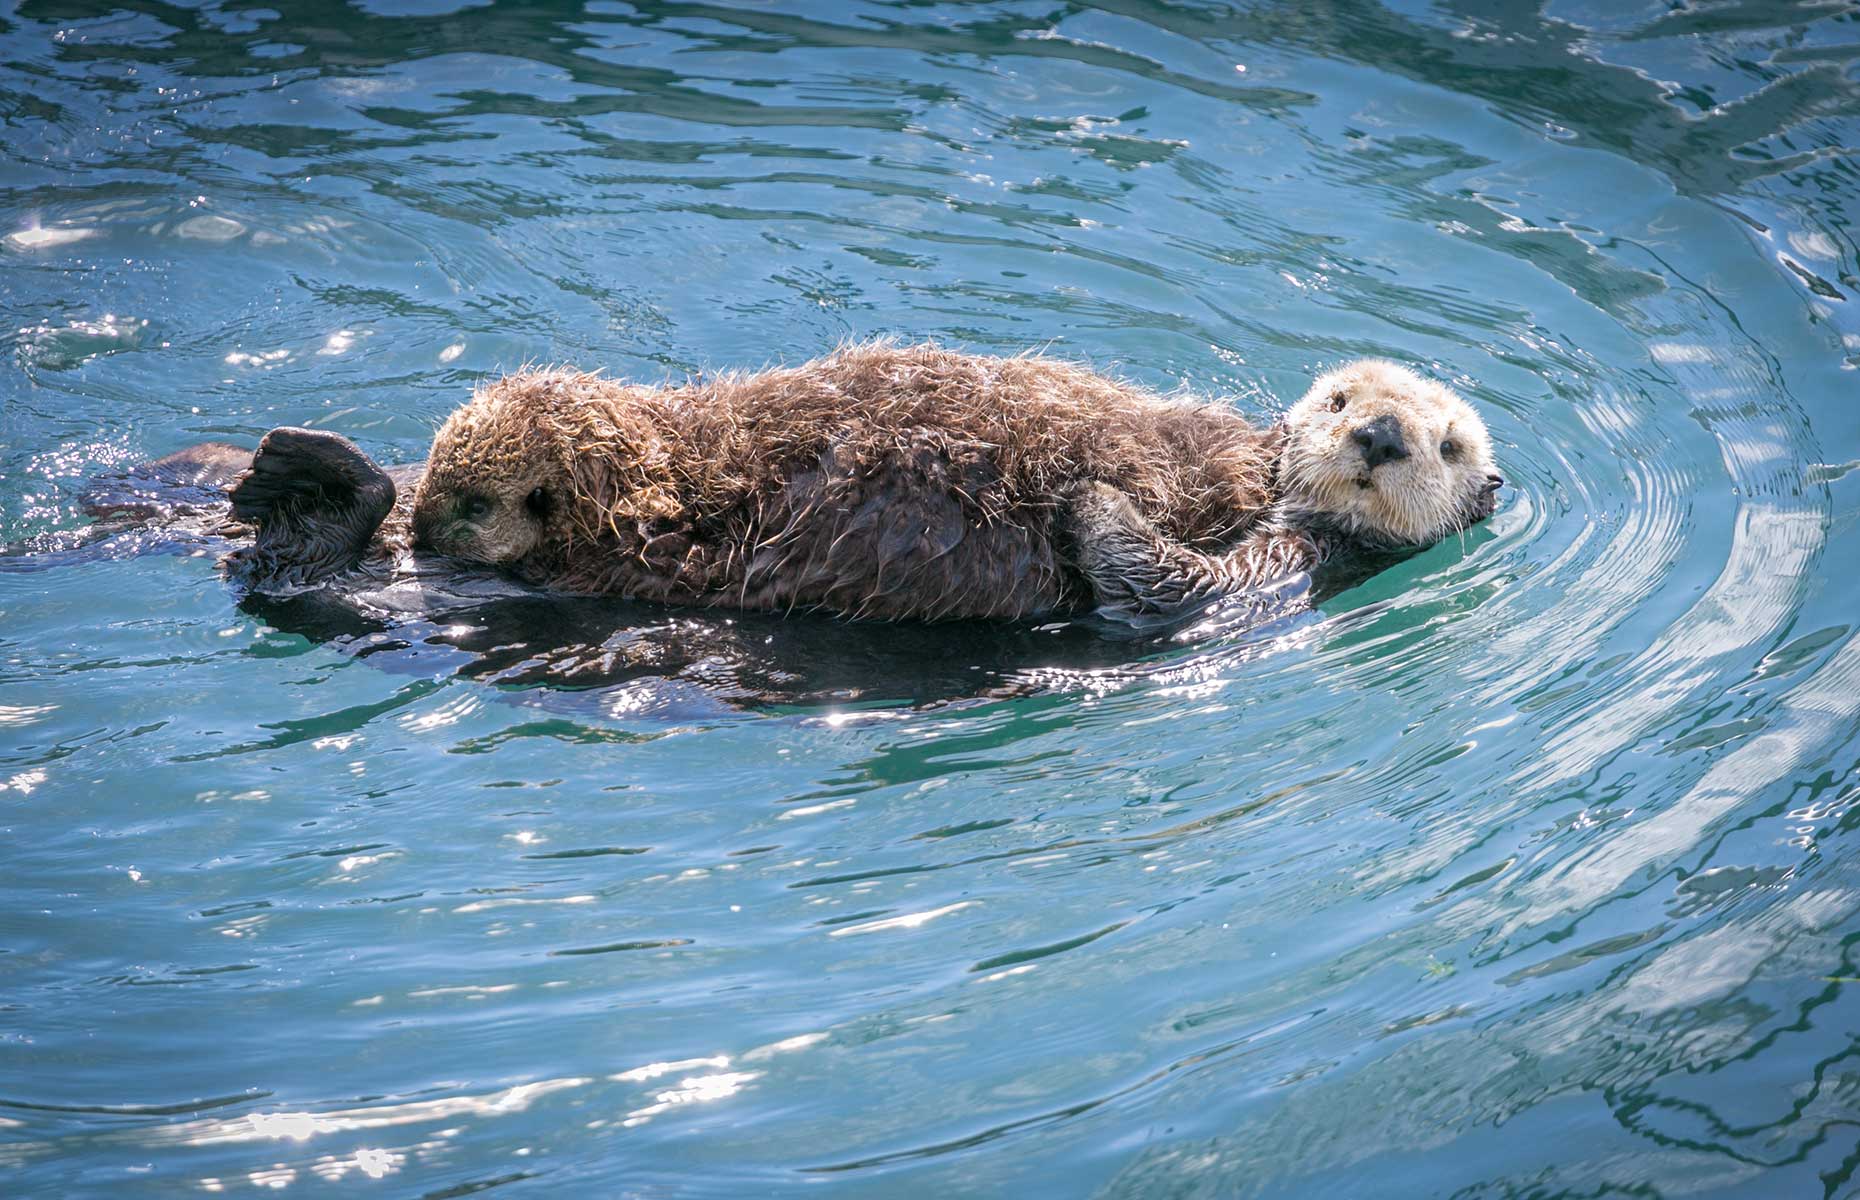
1279 359 1502 546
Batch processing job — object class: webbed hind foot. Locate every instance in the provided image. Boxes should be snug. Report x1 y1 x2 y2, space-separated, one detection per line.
227 427 397 590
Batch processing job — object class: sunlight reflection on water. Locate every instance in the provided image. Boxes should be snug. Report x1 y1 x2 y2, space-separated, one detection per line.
2 1 1859 1197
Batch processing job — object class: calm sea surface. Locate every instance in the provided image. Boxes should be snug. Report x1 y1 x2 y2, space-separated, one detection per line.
4 2 1860 1196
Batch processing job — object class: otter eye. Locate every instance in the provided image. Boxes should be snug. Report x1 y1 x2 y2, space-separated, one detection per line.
1441 439 1459 459
525 487 551 519
461 495 492 521
1328 391 1348 413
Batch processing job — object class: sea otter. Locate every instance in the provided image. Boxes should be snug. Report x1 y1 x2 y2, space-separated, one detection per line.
404 342 1501 620
44 343 1497 623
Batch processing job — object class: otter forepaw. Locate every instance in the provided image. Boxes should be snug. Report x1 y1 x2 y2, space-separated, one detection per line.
1062 482 1199 617
1063 481 1313 620
1062 481 1150 555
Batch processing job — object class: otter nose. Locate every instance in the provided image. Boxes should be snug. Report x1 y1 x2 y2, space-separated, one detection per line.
1351 415 1409 470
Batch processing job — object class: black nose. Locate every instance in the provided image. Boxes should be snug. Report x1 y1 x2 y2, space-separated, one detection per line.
1485 473 1504 492
1352 415 1409 469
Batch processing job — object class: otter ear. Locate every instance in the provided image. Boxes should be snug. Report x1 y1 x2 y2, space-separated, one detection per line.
227 427 396 588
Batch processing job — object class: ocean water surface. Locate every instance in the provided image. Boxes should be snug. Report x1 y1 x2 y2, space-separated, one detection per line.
4 1 1860 1196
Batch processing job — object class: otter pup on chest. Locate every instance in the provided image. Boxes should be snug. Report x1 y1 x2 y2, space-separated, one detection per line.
407 342 1501 621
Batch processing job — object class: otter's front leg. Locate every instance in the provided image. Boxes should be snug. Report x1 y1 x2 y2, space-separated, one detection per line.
1063 482 1321 618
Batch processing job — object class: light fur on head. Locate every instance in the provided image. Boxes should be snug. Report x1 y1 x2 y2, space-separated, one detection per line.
1278 358 1501 546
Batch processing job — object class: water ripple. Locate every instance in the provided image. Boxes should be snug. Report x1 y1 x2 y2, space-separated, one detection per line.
4 1 1860 1196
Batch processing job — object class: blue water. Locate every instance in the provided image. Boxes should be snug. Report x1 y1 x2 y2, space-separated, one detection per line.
5 2 1860 1196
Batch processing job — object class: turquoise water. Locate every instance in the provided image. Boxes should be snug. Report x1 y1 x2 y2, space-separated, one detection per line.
5 1 1860 1195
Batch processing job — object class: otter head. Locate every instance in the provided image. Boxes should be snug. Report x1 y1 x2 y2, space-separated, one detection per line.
411 375 581 568
1278 359 1502 547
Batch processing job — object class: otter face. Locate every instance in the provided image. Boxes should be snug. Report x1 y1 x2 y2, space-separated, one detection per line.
412 472 557 564
411 386 568 567
1279 359 1502 547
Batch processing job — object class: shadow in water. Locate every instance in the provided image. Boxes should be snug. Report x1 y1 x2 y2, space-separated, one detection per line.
232 542 1422 716
7 475 1417 718
236 586 1208 716
9 449 1426 719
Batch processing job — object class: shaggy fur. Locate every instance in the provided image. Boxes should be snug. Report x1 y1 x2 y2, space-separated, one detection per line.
412 342 1282 620
411 342 1500 621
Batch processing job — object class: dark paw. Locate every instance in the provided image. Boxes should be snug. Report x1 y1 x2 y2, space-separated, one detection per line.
227 427 396 586
230 427 392 524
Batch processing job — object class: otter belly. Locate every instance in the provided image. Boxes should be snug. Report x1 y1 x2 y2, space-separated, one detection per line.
737 440 1076 620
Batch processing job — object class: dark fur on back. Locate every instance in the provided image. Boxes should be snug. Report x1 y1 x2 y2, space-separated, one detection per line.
413 341 1281 620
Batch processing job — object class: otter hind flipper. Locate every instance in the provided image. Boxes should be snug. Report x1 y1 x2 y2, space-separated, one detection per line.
227 427 396 590
79 441 255 522
1064 482 1320 620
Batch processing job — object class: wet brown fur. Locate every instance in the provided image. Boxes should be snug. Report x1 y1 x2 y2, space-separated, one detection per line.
413 341 1282 620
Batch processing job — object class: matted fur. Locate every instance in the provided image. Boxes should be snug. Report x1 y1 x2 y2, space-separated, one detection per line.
412 341 1500 621
412 341 1282 620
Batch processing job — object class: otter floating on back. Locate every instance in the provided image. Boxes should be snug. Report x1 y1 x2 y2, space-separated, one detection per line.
391 342 1500 621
